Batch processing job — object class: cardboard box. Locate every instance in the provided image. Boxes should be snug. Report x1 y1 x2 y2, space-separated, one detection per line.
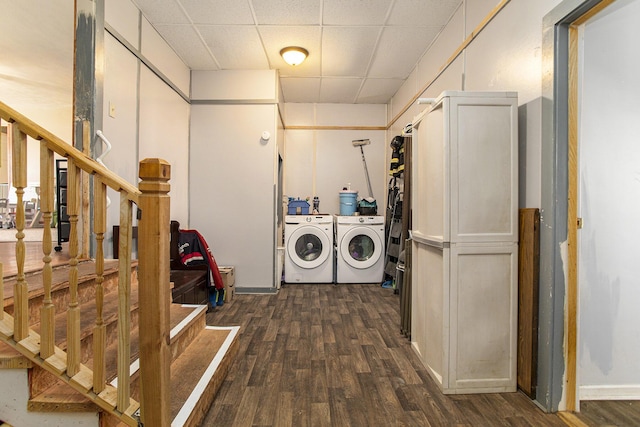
219 266 235 302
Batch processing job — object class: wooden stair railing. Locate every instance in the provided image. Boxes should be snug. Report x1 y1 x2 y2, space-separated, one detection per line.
0 100 171 427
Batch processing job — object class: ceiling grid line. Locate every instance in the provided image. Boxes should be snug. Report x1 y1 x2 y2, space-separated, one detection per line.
5 0 463 105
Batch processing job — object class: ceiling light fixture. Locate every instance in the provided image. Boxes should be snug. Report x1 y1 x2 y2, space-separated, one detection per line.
280 46 308 66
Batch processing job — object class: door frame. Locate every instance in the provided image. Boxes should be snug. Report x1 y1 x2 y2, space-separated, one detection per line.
540 0 616 414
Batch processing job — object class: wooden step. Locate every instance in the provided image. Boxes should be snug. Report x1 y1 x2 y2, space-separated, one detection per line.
26 279 141 397
2 259 136 327
2 260 240 425
27 304 212 414
143 325 239 427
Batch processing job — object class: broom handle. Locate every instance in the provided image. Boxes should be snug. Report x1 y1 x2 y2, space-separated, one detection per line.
360 145 374 199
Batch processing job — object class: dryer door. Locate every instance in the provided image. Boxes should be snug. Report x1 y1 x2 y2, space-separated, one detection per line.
340 226 383 269
287 225 331 269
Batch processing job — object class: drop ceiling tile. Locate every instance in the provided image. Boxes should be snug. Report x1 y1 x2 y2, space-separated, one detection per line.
179 0 255 25
260 26 321 76
280 77 321 103
323 0 392 25
367 26 441 78
155 24 219 70
319 78 361 103
386 0 462 26
322 27 378 77
133 0 190 24
357 78 404 104
198 26 269 69
251 0 321 25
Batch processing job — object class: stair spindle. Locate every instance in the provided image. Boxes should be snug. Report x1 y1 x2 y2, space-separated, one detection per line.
0 264 3 320
11 123 29 342
66 159 81 376
116 193 133 413
40 142 55 358
93 178 107 393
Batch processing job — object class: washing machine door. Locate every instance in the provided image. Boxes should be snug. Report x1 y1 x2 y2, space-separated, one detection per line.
287 226 331 269
340 226 383 269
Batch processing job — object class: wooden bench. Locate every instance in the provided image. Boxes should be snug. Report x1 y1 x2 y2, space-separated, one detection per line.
113 221 209 306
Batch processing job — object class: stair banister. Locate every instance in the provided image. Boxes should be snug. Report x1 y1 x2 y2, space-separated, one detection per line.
0 101 175 426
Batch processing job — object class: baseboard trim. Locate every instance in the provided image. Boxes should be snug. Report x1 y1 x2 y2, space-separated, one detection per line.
235 287 277 295
579 384 640 400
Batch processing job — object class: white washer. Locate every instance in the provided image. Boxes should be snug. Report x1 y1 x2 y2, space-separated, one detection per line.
284 215 334 283
335 215 385 283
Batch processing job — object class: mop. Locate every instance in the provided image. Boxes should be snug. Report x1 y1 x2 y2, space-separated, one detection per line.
352 139 377 214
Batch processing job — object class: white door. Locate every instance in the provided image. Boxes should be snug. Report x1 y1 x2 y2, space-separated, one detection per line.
577 0 640 401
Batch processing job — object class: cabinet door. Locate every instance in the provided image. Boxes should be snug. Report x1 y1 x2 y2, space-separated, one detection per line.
449 96 518 243
412 100 448 243
411 240 449 391
449 243 517 393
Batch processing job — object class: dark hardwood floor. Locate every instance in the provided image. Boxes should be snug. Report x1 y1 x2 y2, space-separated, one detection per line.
3 241 638 426
574 400 640 427
0 241 69 278
204 283 566 427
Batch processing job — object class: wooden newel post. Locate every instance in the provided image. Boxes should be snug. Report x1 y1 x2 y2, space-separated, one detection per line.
137 158 171 427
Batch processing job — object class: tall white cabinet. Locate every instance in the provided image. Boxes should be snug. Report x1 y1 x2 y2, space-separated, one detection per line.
410 91 518 394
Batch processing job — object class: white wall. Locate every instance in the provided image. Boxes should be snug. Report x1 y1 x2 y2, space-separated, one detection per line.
389 0 562 209
0 0 74 200
190 69 279 290
190 104 278 289
0 1 74 141
577 0 640 400
102 33 139 246
138 66 190 226
104 0 191 255
283 103 387 216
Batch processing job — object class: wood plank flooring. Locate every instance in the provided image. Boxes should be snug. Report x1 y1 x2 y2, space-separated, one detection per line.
1 241 70 278
204 283 566 427
4 242 638 426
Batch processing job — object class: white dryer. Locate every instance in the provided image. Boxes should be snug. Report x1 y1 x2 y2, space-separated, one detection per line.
284 215 334 283
335 215 385 283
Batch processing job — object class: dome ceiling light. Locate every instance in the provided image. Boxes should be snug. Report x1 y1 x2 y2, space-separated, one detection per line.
280 46 308 66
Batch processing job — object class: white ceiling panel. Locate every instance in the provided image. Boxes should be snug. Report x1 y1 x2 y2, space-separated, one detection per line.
133 0 190 24
180 0 255 25
280 77 321 103
357 78 403 104
387 0 461 27
322 27 379 77
323 0 392 26
319 78 361 103
367 26 441 78
10 0 468 105
156 24 219 70
252 0 321 25
198 26 269 69
260 26 322 77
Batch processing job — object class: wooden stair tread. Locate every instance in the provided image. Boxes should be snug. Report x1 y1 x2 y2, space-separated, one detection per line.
2 259 120 304
168 326 240 426
26 304 211 414
30 279 140 354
